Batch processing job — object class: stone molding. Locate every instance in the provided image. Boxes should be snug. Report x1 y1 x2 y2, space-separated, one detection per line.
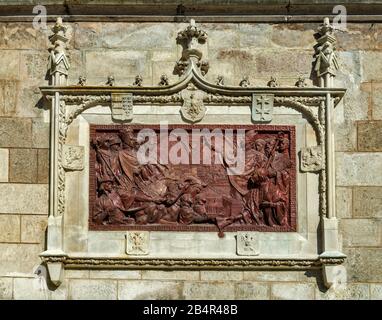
40 18 346 289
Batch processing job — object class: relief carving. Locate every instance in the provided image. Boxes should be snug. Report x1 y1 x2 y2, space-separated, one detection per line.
180 83 206 123
252 94 274 122
111 93 133 122
62 145 84 171
89 125 296 236
236 232 260 256
126 231 149 255
300 145 323 172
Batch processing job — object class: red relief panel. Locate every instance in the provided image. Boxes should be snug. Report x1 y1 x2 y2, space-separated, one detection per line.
88 124 297 235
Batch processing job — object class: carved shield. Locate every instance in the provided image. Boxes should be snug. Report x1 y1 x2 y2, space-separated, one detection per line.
111 93 133 121
180 86 206 123
252 94 274 122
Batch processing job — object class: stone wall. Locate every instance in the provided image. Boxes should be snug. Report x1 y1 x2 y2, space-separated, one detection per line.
0 19 381 300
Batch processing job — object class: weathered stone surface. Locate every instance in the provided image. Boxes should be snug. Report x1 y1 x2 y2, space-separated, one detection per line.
372 82 382 120
142 270 198 281
346 248 382 282
65 270 90 279
334 121 357 152
0 118 31 148
118 280 184 300
254 50 312 78
0 277 12 299
32 119 49 149
0 50 19 79
336 187 352 219
183 282 235 300
90 270 141 280
13 277 49 300
353 187 382 218
0 80 19 116
0 215 20 242
0 184 48 214
16 84 45 118
271 283 315 300
336 25 377 51
206 24 240 49
336 52 369 121
370 284 382 300
234 282 270 300
239 24 274 48
0 148 8 182
69 280 117 300
0 243 43 276
361 51 382 82
316 283 370 300
37 149 49 184
9 148 37 183
340 219 381 247
85 50 150 84
0 23 50 50
271 24 315 49
21 215 47 243
336 152 382 186
357 121 382 151
73 22 103 49
243 271 300 282
101 23 175 50
200 271 242 281
19 50 47 84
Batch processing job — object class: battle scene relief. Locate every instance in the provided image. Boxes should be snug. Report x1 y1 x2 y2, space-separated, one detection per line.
89 125 296 235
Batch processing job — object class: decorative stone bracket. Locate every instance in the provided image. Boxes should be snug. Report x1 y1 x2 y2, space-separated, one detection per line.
40 18 346 289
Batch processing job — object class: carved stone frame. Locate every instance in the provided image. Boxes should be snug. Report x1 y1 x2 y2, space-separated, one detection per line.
40 18 347 289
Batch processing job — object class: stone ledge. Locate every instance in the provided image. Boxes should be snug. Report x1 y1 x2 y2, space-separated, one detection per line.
1 1 382 21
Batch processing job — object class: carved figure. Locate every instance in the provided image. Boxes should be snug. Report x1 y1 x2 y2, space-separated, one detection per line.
91 126 294 234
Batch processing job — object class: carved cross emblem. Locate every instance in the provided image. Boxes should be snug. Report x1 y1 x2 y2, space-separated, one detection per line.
252 94 274 122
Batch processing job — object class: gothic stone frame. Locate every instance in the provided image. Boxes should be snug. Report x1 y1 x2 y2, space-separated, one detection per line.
40 18 346 288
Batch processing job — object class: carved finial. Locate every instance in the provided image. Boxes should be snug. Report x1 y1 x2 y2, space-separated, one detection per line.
106 76 115 86
77 76 86 86
133 75 143 86
317 17 334 36
159 74 169 86
239 76 250 87
216 75 225 86
48 17 70 85
174 20 209 76
295 76 307 88
267 76 279 87
313 17 339 87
